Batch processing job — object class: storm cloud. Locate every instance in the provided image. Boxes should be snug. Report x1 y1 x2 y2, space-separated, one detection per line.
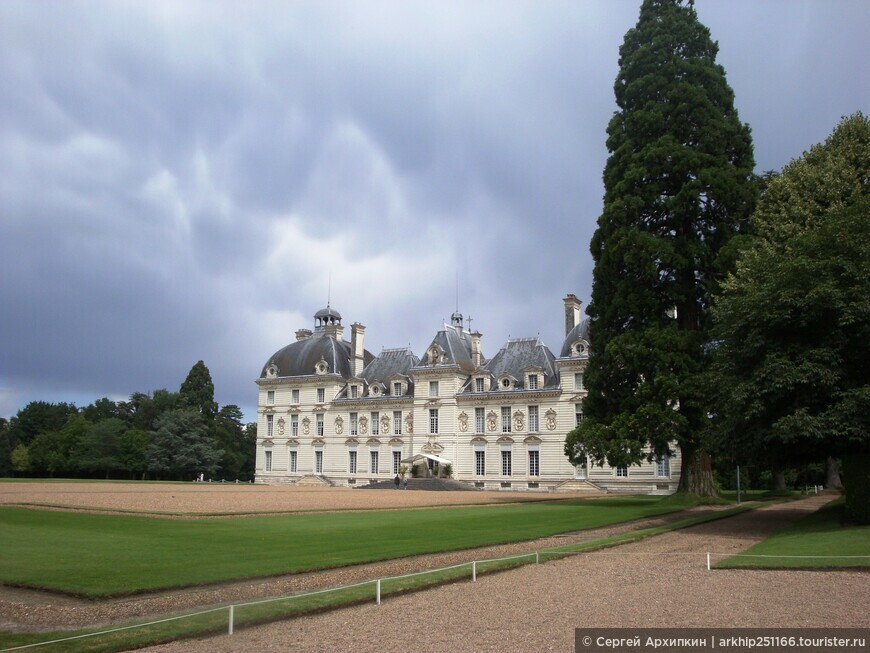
1 0 867 420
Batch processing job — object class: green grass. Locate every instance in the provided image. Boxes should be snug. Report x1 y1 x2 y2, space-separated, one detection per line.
0 500 754 653
716 498 870 569
0 494 699 597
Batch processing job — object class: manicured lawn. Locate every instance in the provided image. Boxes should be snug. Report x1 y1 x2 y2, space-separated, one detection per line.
716 499 870 569
0 495 696 597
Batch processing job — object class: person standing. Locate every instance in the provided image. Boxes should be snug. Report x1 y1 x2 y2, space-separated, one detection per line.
394 474 400 489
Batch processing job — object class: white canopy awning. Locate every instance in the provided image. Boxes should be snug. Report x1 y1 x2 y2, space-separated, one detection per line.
400 453 452 465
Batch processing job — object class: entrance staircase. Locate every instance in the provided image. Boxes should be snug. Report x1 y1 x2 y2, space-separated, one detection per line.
295 474 335 487
553 479 606 495
359 478 479 491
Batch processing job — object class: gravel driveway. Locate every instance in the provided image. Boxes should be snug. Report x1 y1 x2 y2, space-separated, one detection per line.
135 495 868 653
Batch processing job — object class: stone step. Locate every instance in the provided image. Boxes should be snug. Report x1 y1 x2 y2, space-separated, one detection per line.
553 479 606 494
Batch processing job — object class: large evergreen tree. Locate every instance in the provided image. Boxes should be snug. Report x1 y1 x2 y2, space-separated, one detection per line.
179 361 217 421
566 0 756 494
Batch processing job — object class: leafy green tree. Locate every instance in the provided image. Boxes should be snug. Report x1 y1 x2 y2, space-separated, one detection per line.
120 429 151 480
29 414 89 477
81 397 121 423
179 361 217 421
213 404 252 481
148 409 222 480
566 0 756 495
74 417 126 478
0 418 12 477
8 401 77 448
711 113 869 520
11 443 30 475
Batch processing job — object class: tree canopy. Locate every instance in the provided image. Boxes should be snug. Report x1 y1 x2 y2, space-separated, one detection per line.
566 0 757 495
710 112 869 519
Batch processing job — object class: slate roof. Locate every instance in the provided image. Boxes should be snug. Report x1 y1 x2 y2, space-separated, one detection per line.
416 324 476 372
560 317 591 358
361 348 420 386
260 331 374 379
484 337 558 389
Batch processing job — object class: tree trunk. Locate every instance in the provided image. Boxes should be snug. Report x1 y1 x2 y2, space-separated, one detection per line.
825 457 844 490
678 443 717 496
772 468 787 490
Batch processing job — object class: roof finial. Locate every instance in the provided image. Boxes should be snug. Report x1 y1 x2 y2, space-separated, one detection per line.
327 271 332 308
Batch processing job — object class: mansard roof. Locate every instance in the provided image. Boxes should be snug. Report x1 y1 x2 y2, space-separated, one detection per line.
361 348 420 386
416 323 476 372
485 337 558 389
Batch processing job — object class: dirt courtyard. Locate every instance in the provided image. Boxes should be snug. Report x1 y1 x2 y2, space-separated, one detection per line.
0 481 568 515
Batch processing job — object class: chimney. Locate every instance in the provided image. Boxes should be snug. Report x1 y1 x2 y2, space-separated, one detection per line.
324 323 344 341
296 328 313 341
564 294 582 336
470 331 483 368
351 322 366 376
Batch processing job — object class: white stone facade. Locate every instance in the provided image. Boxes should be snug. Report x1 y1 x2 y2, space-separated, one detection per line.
254 296 680 494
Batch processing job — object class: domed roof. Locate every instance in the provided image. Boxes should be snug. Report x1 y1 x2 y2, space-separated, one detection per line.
260 330 373 379
314 306 342 322
560 317 591 358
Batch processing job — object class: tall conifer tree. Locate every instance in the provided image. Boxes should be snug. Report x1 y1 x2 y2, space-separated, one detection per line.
566 0 756 494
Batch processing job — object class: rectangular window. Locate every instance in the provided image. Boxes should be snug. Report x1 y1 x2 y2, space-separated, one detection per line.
266 390 275 405
527 375 538 390
475 377 484 393
575 372 585 391
266 414 274 438
264 450 272 472
317 388 325 403
348 450 357 474
393 450 401 475
393 382 402 396
501 450 512 476
575 404 584 426
292 389 300 404
528 405 539 433
429 381 439 397
429 409 439 434
475 407 485 434
393 411 402 435
528 450 540 476
475 450 485 476
350 385 358 399
657 456 670 477
289 450 297 472
315 450 323 474
350 412 358 436
291 414 299 436
370 450 379 474
316 414 324 437
501 406 511 433
616 466 628 477
371 412 380 436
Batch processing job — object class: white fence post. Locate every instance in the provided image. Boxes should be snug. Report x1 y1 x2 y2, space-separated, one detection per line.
536 551 539 564
376 579 381 605
706 552 711 571
473 560 477 582
228 605 234 635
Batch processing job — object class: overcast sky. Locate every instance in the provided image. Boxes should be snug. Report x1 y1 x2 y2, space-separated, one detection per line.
1 1 867 422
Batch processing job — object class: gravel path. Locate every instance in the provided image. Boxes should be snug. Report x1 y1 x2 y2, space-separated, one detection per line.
138 495 868 653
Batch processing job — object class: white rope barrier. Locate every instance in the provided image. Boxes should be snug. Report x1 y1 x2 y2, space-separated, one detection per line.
4 549 866 651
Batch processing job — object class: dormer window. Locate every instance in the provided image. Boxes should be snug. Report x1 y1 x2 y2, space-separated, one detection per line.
315 358 329 375
266 364 278 378
475 377 484 393
572 340 588 356
393 381 403 396
350 385 359 399
370 385 381 397
527 375 539 390
499 376 514 391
